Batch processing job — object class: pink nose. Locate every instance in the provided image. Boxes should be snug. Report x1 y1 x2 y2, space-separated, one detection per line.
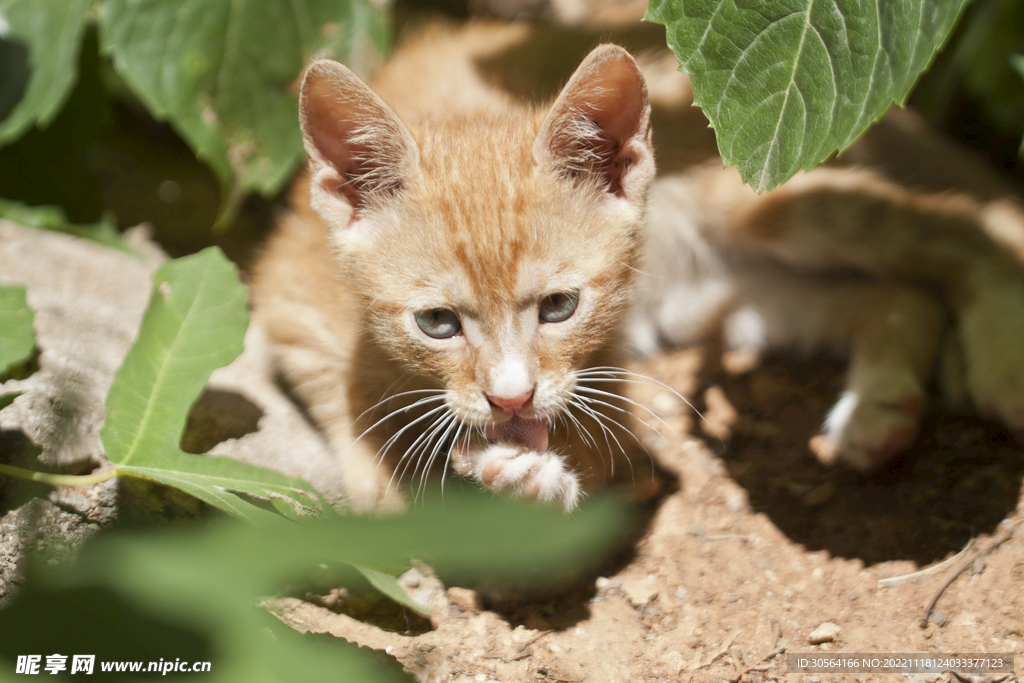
487 389 534 412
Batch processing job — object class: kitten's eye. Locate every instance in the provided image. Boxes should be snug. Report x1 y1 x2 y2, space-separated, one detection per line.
415 308 462 339
539 291 579 323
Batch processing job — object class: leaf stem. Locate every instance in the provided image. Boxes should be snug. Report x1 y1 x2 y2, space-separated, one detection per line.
0 463 118 486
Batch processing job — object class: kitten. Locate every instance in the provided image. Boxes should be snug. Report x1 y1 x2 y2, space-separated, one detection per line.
251 23 658 512
253 20 1024 511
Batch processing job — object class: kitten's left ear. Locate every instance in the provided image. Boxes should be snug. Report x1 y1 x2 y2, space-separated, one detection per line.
535 44 654 204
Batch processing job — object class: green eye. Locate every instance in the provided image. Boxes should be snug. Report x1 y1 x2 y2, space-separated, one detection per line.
539 291 579 323
415 308 462 339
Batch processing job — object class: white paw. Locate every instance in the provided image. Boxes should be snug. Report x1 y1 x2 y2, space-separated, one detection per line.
460 443 581 511
817 382 924 470
959 285 1024 430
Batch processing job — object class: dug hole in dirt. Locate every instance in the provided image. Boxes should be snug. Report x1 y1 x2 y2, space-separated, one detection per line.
270 345 1024 683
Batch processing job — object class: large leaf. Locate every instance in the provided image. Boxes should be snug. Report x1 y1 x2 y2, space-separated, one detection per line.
99 0 390 211
0 284 33 375
100 247 329 524
0 0 91 145
0 493 632 682
646 0 969 192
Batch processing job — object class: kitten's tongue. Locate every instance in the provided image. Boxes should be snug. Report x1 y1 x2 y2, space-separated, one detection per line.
484 416 549 452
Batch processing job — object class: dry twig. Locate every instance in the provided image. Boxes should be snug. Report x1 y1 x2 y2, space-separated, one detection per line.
920 520 1019 628
727 646 787 683
879 540 974 588
691 631 741 670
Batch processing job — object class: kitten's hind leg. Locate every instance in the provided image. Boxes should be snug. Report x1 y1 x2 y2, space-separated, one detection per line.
735 268 946 469
815 283 946 470
956 271 1024 431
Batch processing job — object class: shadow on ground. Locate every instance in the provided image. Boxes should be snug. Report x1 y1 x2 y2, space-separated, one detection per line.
709 354 1024 566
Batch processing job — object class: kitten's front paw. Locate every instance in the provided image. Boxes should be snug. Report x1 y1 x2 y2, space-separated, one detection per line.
816 381 924 470
454 443 582 511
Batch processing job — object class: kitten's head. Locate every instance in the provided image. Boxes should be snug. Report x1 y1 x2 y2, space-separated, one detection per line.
299 45 654 445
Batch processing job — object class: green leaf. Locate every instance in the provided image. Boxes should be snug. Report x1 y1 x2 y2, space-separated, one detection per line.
0 198 133 253
356 566 427 614
646 0 970 192
0 493 632 682
101 248 330 523
0 284 33 375
0 0 92 145
0 390 23 410
99 0 390 210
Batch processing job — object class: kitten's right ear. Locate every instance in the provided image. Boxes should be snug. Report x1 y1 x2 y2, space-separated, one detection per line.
300 60 419 230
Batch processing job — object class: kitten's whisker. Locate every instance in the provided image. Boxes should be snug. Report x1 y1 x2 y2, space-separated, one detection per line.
568 397 626 478
409 411 456 498
389 413 454 499
354 395 447 450
574 385 673 433
561 406 597 449
617 259 652 278
574 394 648 448
370 403 449 478
388 411 454 498
575 366 718 439
355 389 445 424
577 385 671 428
573 396 654 483
418 415 461 503
439 421 466 501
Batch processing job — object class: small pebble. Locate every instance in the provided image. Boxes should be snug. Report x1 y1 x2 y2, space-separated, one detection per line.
621 576 659 607
808 622 840 644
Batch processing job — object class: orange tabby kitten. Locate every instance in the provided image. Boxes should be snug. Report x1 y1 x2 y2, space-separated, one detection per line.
253 20 1024 511
252 23 657 511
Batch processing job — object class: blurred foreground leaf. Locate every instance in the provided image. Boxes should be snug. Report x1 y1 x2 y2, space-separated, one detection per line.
0 493 632 681
100 247 330 524
0 0 91 144
0 284 32 375
99 0 390 223
646 0 968 191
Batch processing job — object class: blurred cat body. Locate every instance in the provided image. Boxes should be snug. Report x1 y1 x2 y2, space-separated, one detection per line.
252 20 1024 510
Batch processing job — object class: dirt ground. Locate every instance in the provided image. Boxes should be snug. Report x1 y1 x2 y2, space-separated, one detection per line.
272 346 1024 683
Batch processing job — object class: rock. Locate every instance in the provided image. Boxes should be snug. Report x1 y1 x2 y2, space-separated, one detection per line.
808 622 841 644
0 221 355 601
595 576 623 594
0 223 161 603
448 587 480 613
398 567 448 615
621 575 660 607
